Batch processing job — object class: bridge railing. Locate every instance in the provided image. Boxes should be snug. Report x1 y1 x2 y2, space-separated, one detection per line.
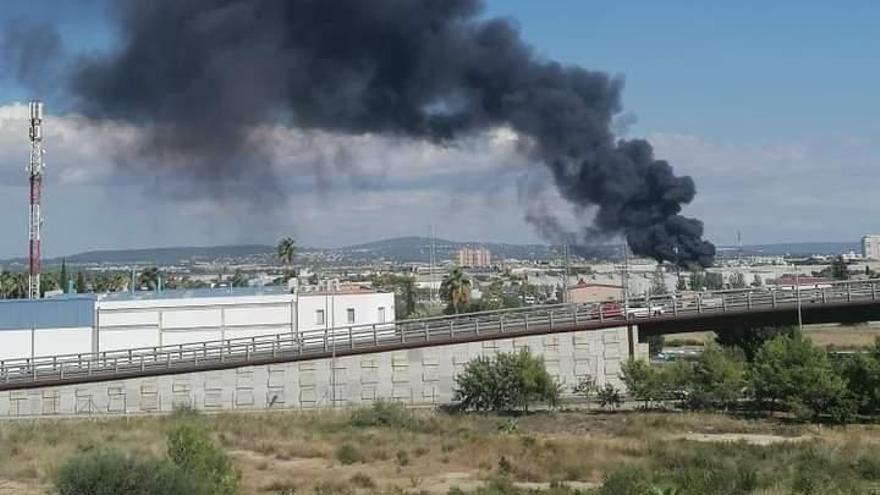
1 279 878 387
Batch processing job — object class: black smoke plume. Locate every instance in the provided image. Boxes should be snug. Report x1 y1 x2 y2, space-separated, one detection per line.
68 0 715 266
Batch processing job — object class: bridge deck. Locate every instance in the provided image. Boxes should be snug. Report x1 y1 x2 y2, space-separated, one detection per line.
0 280 877 390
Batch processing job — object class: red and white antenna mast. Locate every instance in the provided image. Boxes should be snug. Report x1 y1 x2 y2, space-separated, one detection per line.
27 100 45 300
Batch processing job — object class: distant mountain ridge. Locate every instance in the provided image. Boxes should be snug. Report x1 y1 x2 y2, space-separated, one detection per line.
0 238 862 266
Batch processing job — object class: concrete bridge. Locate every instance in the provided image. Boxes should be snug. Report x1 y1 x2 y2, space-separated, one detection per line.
0 280 874 417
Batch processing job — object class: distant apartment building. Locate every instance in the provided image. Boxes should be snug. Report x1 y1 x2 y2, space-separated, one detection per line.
863 235 880 260
457 246 492 268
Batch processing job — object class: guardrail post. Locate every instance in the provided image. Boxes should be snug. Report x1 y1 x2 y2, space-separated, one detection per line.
573 306 578 325
425 321 430 341
128 349 132 365
59 362 64 380
848 284 853 303
873 283 877 301
449 320 455 338
524 314 529 332
698 295 703 313
549 310 554 330
771 291 777 308
822 288 827 304
721 294 727 312
140 355 145 372
475 318 480 335
373 324 378 347
747 293 752 310
324 329 328 352
348 327 354 349
401 324 407 344
274 335 280 357
114 358 119 374
673 298 678 316
499 315 504 333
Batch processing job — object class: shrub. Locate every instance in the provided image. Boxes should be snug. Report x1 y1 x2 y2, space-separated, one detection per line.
454 349 560 413
349 400 427 431
335 443 362 465
621 359 674 408
167 423 238 494
750 331 854 422
682 344 746 411
55 450 195 495
596 383 622 410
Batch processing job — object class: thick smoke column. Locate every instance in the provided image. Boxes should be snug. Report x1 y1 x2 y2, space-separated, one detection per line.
71 0 715 266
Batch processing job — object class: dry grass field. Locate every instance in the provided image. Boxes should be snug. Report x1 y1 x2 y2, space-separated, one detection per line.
3 406 880 494
664 322 880 350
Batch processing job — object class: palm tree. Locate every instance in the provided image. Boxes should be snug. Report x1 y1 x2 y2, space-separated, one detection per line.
441 267 471 314
138 267 160 290
276 237 297 278
0 272 27 299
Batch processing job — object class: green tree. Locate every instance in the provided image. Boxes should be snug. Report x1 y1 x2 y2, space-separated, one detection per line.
716 326 794 362
167 424 238 495
651 265 668 295
751 274 763 287
229 270 248 288
75 272 87 294
729 272 747 289
60 259 68 293
276 237 297 278
683 344 746 411
453 349 559 413
705 272 724 290
750 331 853 422
0 271 27 299
675 276 688 292
138 267 160 291
621 359 670 409
829 256 849 280
441 267 471 314
688 271 706 291
836 342 880 415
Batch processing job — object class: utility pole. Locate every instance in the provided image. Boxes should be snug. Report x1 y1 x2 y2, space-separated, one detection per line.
563 243 570 304
429 226 437 302
27 100 45 300
623 243 630 310
795 264 803 332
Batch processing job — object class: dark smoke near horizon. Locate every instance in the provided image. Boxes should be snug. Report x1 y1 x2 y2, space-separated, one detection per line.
67 0 714 267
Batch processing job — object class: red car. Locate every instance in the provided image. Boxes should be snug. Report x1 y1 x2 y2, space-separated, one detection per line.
588 302 623 319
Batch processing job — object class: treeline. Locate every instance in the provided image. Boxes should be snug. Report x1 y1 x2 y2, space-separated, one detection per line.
621 330 880 424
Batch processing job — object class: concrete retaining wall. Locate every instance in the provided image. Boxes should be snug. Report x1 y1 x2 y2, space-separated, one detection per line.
0 326 644 418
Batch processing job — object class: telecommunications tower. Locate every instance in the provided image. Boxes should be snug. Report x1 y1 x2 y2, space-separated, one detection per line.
27 100 45 299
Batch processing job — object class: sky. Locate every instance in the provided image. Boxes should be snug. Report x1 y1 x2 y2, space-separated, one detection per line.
0 0 878 258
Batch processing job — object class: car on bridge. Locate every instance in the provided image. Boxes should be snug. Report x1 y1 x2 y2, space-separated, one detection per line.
588 302 623 319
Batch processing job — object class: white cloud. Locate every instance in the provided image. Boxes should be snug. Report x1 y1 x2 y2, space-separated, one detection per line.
648 131 880 244
1 101 876 258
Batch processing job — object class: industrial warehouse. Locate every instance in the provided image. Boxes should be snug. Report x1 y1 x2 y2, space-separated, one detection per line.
0 283 395 361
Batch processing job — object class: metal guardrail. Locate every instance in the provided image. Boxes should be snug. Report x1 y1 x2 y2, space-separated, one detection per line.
1 279 878 388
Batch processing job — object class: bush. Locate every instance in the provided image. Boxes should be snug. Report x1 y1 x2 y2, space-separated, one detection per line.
350 400 418 429
335 443 363 465
682 344 745 411
621 359 678 408
750 331 854 422
454 349 560 413
55 450 196 495
167 423 238 494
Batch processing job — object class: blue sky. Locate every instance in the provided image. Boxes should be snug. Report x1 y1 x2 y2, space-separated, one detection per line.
0 0 878 257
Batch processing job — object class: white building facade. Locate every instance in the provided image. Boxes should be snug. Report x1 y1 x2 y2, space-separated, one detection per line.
863 235 880 260
0 287 395 360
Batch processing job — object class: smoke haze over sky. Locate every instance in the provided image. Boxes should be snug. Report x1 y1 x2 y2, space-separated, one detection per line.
0 1 878 259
